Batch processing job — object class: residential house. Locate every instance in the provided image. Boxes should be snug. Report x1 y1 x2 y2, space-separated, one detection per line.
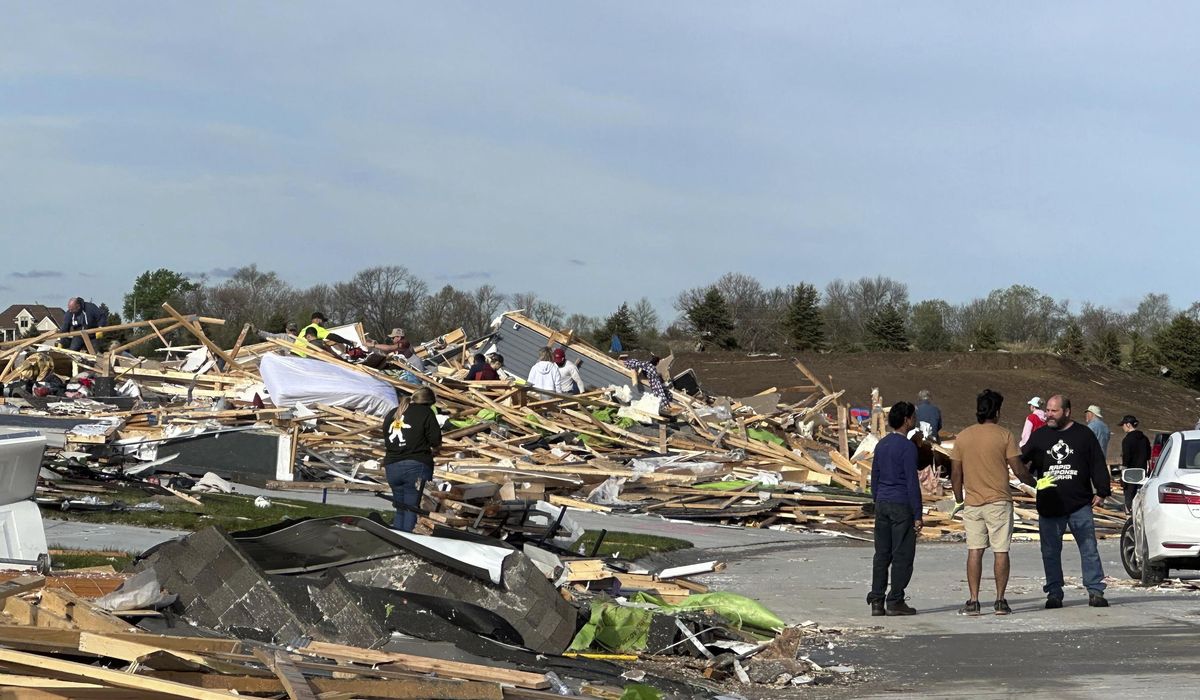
0 305 66 343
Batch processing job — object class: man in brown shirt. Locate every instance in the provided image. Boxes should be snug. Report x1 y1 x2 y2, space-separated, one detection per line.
951 389 1035 616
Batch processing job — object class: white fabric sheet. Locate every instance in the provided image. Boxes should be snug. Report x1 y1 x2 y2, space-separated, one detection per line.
260 353 398 417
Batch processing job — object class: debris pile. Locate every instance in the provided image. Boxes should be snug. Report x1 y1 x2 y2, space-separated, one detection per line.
0 305 1125 543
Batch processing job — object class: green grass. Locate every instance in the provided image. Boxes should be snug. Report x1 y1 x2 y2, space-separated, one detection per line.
571 530 693 560
50 551 134 571
42 485 381 532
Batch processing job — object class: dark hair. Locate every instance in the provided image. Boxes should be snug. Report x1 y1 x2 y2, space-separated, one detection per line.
311 312 326 322
976 389 1004 423
472 353 485 364
304 328 319 338
887 401 915 430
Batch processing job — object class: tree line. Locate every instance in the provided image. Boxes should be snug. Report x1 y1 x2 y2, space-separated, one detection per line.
113 267 1200 391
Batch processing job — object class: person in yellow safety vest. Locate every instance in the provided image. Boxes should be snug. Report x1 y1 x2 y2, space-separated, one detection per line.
295 312 355 357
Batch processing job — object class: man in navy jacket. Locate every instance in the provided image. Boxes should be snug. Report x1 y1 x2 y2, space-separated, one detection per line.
59 297 108 352
868 401 924 616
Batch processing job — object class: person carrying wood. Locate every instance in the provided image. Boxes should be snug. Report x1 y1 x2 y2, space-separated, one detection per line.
867 401 923 616
950 389 1034 616
58 297 109 351
381 387 442 532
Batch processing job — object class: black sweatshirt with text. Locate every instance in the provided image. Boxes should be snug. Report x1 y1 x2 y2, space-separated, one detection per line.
1021 421 1111 517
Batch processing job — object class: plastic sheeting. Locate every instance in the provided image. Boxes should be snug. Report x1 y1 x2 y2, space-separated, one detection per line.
260 353 398 417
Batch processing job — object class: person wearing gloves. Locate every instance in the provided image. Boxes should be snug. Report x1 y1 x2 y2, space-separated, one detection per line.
950 389 1034 616
527 347 562 392
1021 395 1112 609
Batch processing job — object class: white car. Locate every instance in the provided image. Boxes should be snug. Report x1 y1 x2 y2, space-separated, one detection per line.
1121 430 1200 585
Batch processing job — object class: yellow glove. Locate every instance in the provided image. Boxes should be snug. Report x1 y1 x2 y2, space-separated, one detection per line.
951 501 965 518
1036 474 1058 491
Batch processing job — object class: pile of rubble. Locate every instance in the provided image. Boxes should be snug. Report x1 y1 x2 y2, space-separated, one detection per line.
0 304 1125 544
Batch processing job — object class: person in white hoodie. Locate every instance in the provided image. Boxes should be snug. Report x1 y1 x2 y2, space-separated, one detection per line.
527 347 562 392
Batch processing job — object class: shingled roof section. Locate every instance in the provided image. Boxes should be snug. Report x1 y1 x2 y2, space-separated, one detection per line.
0 305 67 328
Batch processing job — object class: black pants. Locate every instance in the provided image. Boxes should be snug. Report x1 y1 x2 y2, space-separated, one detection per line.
869 501 917 603
1124 483 1141 513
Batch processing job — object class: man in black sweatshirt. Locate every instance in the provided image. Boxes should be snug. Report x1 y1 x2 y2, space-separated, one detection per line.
1022 394 1111 608
1119 415 1152 513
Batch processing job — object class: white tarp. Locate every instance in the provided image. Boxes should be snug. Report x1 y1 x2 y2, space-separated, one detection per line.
260 353 398 417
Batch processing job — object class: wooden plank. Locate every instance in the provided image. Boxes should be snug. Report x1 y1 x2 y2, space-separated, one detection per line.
0 647 241 700
301 641 549 689
253 649 318 700
37 590 134 634
151 673 504 699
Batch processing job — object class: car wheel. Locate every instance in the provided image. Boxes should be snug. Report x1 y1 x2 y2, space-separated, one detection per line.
1137 526 1169 586
1120 519 1141 579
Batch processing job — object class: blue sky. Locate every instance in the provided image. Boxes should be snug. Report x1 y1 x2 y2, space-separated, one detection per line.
2 2 1198 321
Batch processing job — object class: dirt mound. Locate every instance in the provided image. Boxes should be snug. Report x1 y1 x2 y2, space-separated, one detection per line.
676 350 1200 461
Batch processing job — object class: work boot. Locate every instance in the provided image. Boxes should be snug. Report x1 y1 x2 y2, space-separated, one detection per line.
958 600 980 616
994 599 1012 615
870 601 885 617
1088 593 1110 608
1045 596 1063 609
885 601 917 616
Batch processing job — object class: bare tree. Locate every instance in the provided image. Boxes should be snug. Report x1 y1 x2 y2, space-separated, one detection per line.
629 297 661 340
509 291 565 327
463 284 506 338
334 266 428 340
1130 293 1173 336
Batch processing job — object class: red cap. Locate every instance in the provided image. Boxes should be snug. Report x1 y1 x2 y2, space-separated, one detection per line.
552 348 566 363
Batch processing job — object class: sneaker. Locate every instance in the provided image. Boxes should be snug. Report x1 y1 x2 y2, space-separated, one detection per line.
958 600 981 616
870 601 885 617
1088 593 1110 608
994 599 1012 615
1045 596 1063 609
885 601 917 616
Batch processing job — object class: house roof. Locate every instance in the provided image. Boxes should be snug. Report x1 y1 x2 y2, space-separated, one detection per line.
0 305 67 329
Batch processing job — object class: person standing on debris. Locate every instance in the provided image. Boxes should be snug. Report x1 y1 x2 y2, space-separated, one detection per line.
867 401 923 617
527 347 562 392
382 387 442 532
950 389 1034 616
58 297 109 351
1022 395 1111 608
464 353 489 380
297 312 356 353
487 353 515 381
1119 415 1151 513
914 389 942 442
553 348 585 394
1019 397 1047 448
1085 405 1111 459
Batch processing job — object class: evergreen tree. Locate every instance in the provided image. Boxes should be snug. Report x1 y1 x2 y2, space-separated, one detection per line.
594 303 640 350
1090 329 1122 367
124 269 198 322
1128 332 1157 374
864 304 909 351
972 321 1000 351
686 288 737 350
1154 314 1200 389
784 283 824 351
1056 322 1086 358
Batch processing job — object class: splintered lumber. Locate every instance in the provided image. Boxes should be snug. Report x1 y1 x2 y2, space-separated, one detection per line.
150 673 505 699
0 647 241 700
252 648 318 700
301 641 550 690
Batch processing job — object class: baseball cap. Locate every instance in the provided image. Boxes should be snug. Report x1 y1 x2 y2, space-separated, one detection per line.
388 328 405 339
1119 414 1138 426
552 348 566 363
1028 396 1042 408
1087 404 1102 418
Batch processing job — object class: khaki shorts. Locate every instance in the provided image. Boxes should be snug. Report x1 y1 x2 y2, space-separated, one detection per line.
963 501 1014 553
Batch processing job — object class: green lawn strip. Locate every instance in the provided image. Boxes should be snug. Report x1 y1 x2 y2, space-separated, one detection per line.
50 551 134 571
570 530 693 560
42 485 382 532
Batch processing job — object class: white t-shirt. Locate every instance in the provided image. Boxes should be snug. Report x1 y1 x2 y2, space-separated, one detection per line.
555 360 584 393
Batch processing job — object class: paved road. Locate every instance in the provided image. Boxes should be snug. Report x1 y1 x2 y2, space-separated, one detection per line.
676 535 1200 698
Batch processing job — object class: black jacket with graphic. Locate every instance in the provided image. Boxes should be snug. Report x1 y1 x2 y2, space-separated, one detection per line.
1022 421 1111 517
381 404 442 468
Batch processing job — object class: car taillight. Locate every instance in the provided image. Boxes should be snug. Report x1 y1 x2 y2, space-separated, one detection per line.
1159 483 1200 505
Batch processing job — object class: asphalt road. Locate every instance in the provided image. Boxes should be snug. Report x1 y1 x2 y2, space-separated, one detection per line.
674 534 1200 698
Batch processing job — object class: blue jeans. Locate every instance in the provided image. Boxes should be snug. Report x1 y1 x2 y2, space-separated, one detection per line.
384 460 432 532
1039 504 1105 598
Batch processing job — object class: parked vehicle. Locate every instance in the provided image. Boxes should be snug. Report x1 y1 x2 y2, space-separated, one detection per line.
1121 430 1200 585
